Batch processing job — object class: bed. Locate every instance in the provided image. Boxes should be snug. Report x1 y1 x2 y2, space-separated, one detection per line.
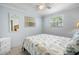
23 34 72 55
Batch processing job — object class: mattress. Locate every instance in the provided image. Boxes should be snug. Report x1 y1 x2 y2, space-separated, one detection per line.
23 34 71 55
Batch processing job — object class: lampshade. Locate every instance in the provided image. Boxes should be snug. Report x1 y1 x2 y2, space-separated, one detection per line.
76 22 79 28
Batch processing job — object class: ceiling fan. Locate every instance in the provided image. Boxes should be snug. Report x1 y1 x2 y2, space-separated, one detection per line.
36 3 52 10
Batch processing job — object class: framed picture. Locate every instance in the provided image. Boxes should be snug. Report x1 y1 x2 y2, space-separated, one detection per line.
24 16 35 27
8 13 20 32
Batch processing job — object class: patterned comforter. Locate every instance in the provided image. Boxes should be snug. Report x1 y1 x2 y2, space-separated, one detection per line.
23 34 71 55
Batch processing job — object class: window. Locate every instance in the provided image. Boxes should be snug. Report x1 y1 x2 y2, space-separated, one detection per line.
50 16 63 27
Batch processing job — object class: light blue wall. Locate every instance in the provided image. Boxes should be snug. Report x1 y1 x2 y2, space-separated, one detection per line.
0 6 42 48
0 6 3 36
43 8 79 37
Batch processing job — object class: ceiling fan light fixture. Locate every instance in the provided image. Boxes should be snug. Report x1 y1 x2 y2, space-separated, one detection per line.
38 4 46 10
37 3 52 10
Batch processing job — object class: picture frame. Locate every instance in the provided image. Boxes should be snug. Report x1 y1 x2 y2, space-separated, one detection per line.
24 16 35 27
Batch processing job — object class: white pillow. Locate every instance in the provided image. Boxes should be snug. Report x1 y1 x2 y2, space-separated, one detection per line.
72 30 79 40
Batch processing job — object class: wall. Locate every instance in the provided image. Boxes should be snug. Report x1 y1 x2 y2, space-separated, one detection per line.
0 6 2 36
43 8 79 37
0 6 42 48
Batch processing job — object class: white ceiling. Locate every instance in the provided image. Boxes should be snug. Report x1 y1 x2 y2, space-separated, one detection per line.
0 3 79 16
36 3 79 16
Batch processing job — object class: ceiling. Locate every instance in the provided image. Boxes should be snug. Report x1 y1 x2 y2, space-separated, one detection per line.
0 3 79 16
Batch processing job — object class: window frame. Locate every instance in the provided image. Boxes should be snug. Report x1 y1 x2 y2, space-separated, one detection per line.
50 15 64 27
